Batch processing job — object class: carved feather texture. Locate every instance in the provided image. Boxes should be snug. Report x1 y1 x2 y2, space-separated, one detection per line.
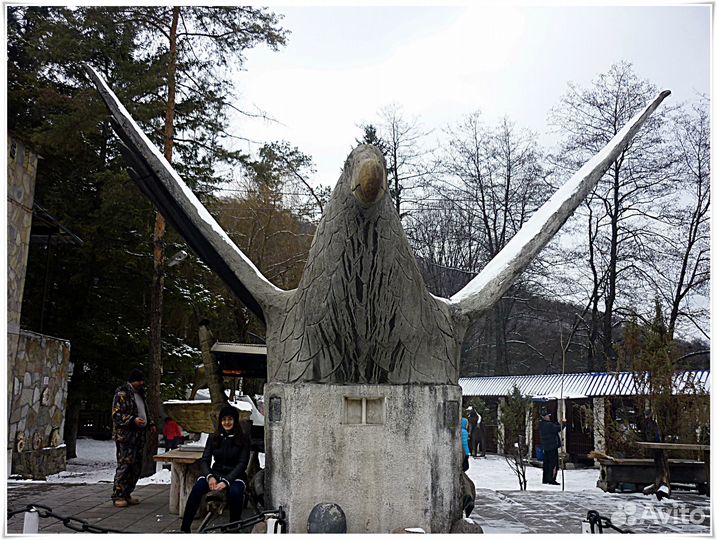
266 146 461 384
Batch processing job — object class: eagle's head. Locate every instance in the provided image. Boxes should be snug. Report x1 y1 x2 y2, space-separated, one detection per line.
346 144 388 208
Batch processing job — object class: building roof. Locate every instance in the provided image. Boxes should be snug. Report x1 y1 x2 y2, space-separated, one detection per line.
210 342 267 379
30 203 83 246
210 342 267 356
459 370 710 399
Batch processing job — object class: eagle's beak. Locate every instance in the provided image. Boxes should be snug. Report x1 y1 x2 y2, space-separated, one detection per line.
351 151 387 206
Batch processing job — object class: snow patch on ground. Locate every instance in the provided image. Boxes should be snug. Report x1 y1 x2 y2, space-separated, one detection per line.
8 438 252 487
466 454 602 492
480 519 531 534
11 440 602 493
138 468 172 485
45 438 117 484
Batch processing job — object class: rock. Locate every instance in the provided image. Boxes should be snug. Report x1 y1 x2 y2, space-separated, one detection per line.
450 517 483 534
307 503 347 533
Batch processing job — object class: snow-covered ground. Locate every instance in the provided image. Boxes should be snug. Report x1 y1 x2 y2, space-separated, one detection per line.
467 454 602 492
9 438 171 485
10 438 601 494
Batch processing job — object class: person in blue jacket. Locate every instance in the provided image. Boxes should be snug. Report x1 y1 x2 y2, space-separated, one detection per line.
459 417 475 517
461 417 470 471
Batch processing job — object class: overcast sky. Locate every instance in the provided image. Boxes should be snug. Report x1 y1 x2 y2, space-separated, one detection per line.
226 4 711 188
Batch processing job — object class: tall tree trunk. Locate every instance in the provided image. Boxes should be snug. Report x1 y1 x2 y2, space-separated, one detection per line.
601 167 620 368
493 301 509 374
64 359 82 460
198 321 228 434
142 6 179 477
198 321 227 407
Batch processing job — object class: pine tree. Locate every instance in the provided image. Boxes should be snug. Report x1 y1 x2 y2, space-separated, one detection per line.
8 6 289 467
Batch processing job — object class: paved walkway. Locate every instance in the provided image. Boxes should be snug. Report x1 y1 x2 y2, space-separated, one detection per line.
6 482 711 534
7 483 183 533
473 488 711 534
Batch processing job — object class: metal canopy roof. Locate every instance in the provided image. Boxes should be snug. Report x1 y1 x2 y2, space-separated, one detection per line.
459 370 710 399
210 342 267 379
30 203 83 246
210 342 267 356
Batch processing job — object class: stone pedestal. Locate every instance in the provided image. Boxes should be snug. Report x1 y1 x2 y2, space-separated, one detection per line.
264 382 462 533
11 446 66 479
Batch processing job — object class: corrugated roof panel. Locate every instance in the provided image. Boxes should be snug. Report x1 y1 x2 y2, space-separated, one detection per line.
460 370 710 398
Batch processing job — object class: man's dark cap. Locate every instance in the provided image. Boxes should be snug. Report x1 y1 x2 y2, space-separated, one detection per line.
540 407 549 416
128 368 145 382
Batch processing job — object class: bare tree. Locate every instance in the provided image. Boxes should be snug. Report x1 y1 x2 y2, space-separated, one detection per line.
434 113 549 374
548 61 674 370
361 104 437 220
633 98 710 341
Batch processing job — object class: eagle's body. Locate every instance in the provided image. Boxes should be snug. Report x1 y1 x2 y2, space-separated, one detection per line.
267 146 462 384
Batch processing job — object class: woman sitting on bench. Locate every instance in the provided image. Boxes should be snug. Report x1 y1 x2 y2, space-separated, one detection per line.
181 405 249 533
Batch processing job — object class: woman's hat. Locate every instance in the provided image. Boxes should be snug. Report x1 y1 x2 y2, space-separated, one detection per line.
218 404 239 422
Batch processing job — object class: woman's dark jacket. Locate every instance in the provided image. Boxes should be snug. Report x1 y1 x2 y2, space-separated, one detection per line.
539 419 564 452
200 431 250 487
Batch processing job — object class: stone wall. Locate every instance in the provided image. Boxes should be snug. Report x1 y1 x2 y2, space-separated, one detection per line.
7 135 74 479
8 136 38 417
265 382 462 533
9 330 72 478
7 136 37 336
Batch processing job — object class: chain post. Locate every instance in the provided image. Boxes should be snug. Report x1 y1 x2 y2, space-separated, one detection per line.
23 508 39 534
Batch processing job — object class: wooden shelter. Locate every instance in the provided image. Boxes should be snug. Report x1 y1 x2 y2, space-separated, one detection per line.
459 370 710 463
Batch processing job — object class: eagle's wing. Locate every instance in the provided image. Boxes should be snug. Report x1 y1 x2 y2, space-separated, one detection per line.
449 90 671 321
86 65 285 322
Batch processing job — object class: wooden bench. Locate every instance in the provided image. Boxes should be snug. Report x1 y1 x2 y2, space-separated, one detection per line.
597 458 708 493
153 448 204 515
635 442 709 498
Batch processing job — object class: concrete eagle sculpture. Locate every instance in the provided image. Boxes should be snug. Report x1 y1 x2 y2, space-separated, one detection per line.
86 66 669 386
88 66 670 533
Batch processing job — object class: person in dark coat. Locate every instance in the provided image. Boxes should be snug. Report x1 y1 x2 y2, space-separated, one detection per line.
539 408 565 485
467 407 481 457
111 368 156 507
181 405 250 532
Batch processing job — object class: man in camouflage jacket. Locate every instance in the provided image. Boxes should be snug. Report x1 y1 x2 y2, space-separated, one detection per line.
111 368 155 507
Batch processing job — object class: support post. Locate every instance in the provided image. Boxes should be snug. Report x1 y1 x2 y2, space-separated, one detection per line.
524 406 533 459
557 399 567 454
592 397 606 455
23 509 39 534
496 398 505 455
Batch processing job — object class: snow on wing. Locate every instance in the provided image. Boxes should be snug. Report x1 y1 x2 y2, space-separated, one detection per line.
85 65 285 322
449 90 671 321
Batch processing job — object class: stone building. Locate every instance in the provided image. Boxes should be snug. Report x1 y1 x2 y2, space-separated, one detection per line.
7 135 78 478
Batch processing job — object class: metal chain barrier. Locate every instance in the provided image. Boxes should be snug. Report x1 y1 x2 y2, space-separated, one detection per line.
8 504 131 534
9 503 287 534
202 506 287 533
585 510 633 534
